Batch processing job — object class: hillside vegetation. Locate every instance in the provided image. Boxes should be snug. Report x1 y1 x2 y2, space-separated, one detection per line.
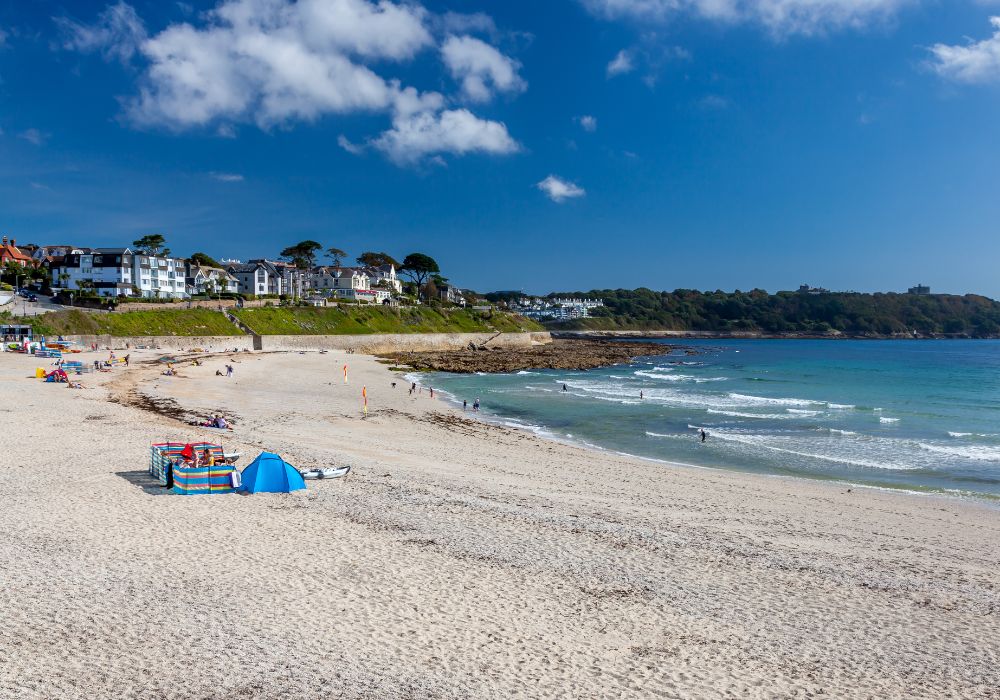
14 309 244 337
232 306 542 335
546 289 1000 337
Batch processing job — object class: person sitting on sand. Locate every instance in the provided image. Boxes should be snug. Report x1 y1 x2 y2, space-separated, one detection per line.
202 449 215 467
214 415 231 430
215 369 223 376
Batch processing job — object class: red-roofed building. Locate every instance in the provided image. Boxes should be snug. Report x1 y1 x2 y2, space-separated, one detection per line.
0 236 38 268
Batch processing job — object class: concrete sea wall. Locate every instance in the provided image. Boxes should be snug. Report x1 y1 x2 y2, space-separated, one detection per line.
65 332 551 353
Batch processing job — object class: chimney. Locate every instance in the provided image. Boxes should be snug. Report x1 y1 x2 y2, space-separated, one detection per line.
10 239 15 247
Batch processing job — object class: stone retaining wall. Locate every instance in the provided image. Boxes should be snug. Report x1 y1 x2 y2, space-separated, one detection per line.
113 299 280 312
64 332 551 353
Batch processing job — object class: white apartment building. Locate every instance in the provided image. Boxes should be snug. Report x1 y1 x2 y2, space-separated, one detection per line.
52 247 188 299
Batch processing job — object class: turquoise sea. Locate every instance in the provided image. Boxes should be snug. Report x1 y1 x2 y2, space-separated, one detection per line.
421 340 1000 499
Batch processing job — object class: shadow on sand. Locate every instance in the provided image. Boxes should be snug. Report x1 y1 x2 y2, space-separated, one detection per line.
115 470 172 496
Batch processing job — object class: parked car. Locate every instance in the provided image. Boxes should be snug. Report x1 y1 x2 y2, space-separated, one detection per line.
27 294 37 302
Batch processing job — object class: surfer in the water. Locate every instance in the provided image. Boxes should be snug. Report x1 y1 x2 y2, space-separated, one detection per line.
700 429 707 442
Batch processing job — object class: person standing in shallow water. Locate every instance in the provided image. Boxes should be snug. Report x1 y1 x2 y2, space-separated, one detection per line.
700 429 707 443
463 400 467 411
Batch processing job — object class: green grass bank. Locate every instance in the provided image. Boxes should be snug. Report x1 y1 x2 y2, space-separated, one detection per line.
8 306 541 337
232 306 542 335
11 309 244 337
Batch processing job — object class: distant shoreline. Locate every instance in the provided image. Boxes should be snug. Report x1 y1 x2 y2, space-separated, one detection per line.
550 330 1000 340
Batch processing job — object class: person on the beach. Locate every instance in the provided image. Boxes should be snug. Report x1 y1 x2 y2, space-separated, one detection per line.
216 369 223 376
214 415 231 430
123 354 130 367
202 449 215 467
473 398 480 412
640 391 644 399
700 429 707 442
430 387 434 399
563 384 567 392
226 364 233 377
463 400 468 411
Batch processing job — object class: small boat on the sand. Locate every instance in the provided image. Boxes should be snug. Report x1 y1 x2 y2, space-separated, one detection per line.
300 466 351 480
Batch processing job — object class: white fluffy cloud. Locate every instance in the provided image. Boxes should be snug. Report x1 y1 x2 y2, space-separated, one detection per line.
56 1 146 64
536 175 586 203
607 48 635 76
576 115 598 131
441 35 526 102
60 0 523 166
928 16 1000 84
582 0 915 36
373 108 520 165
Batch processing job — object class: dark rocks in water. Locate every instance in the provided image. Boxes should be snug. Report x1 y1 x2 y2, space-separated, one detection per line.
378 339 675 374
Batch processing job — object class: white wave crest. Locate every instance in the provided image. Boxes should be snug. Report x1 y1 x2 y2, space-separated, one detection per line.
727 393 818 407
918 443 1000 462
707 409 792 420
879 417 900 424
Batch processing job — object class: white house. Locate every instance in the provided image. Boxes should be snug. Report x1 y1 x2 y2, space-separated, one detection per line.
51 248 131 297
367 264 403 293
437 284 466 306
227 261 277 296
186 264 239 296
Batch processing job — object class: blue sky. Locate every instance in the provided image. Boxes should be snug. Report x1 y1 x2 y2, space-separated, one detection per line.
1 0 999 296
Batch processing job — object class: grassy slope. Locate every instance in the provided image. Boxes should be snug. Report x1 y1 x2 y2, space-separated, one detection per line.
9 306 542 337
232 306 542 335
19 309 244 336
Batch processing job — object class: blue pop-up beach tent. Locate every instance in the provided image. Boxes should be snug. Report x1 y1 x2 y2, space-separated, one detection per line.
240 452 306 493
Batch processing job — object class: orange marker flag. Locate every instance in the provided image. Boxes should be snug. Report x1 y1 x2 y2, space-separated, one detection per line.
362 386 368 416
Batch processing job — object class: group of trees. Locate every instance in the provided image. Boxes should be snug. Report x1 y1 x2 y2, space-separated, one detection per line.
277 240 442 295
533 288 1000 338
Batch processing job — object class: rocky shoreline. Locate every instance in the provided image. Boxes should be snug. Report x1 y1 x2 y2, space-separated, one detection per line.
378 338 682 373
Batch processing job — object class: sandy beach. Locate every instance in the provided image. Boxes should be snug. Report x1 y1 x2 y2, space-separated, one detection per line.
1 347 998 699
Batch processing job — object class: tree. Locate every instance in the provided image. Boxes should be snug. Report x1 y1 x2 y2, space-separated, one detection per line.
356 251 400 269
326 247 347 267
281 240 322 269
133 234 169 256
189 252 220 268
400 253 440 290
423 278 439 303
